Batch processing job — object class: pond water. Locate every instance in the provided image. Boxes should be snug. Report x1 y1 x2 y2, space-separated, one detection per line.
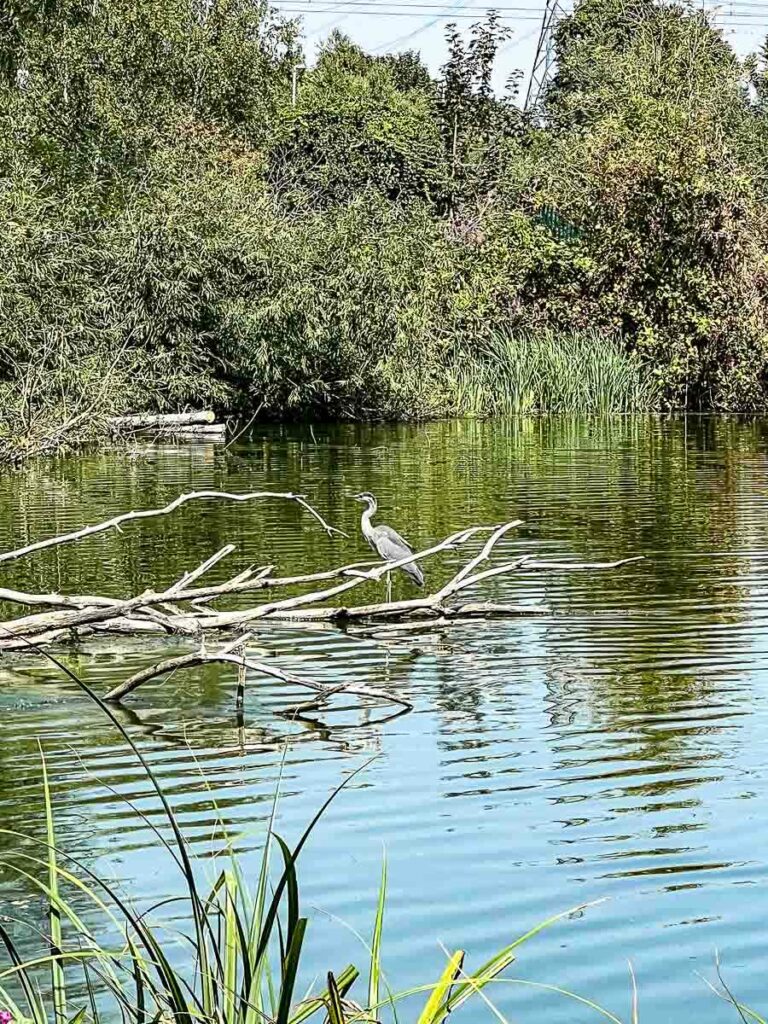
1 416 768 1023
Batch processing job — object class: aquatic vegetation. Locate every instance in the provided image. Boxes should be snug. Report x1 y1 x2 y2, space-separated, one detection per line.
449 329 661 416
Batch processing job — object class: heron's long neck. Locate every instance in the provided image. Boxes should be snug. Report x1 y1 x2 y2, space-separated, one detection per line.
361 498 377 541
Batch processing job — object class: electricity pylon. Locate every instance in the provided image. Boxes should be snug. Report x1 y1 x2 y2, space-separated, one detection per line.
524 0 564 112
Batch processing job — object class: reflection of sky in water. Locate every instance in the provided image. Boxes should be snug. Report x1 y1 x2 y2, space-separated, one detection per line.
1 416 768 1022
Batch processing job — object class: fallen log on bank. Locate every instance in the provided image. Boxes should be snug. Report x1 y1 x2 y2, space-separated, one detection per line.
109 411 216 428
0 488 642 717
108 411 227 440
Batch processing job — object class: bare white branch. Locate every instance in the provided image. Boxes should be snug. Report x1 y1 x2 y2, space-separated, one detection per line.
0 489 345 565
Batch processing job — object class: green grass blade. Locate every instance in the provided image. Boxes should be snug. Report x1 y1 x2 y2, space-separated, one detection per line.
325 971 346 1024
368 854 386 1010
416 950 465 1024
435 901 606 1019
0 920 48 1024
289 966 359 1024
79 937 101 1024
276 836 300 954
128 937 147 1024
244 748 290 1024
435 946 515 1017
252 760 374 977
223 872 239 1024
230 890 253 1020
40 743 67 1024
0 981 28 1022
276 918 308 1024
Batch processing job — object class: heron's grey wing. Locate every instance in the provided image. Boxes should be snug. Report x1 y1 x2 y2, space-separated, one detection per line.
374 525 414 560
375 526 425 586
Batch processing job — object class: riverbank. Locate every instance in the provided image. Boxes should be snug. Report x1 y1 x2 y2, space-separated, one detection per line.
4 0 768 443
0 328 660 467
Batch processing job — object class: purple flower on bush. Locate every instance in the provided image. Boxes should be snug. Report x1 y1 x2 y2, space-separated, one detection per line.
0 1010 13 1024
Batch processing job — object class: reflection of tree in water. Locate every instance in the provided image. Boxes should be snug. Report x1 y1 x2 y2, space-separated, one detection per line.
1 414 762 617
540 665 744 885
545 665 740 774
423 640 488 726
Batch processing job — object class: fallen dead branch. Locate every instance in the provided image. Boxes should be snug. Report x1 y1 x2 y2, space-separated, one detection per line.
0 489 643 718
0 488 346 566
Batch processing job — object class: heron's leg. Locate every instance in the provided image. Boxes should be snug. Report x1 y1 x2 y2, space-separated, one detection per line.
386 571 392 603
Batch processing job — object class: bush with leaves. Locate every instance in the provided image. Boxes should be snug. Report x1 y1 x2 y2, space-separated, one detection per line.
532 0 768 409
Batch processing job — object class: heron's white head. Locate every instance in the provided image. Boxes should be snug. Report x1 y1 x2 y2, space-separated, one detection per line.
352 492 376 508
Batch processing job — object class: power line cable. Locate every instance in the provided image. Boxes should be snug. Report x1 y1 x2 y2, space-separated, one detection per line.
371 0 480 51
279 1 553 9
280 0 557 9
279 8 531 16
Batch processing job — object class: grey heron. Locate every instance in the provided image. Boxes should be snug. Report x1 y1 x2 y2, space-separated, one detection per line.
352 492 424 601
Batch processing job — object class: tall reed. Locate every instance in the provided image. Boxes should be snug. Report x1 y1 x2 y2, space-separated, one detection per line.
450 329 661 416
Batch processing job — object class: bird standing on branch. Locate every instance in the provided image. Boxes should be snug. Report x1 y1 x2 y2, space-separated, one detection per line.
352 492 424 601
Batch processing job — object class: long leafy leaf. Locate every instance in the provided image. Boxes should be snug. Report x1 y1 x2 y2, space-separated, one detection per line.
325 971 347 1024
276 918 308 1024
40 743 67 1024
417 950 465 1024
368 855 386 1010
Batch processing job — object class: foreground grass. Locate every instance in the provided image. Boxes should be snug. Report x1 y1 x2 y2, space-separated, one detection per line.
0 657 604 1024
0 656 760 1024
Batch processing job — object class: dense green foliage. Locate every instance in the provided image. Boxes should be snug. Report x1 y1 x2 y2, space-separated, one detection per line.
4 0 768 456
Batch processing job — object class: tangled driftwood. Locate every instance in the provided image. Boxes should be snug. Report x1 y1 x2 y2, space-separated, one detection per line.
0 489 641 719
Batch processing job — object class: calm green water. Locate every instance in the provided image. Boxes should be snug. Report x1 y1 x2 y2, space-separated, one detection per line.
2 416 768 1023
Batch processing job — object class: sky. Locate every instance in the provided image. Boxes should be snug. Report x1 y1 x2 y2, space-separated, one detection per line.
269 0 768 103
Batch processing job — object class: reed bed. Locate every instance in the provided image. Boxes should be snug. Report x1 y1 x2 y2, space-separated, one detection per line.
451 330 661 416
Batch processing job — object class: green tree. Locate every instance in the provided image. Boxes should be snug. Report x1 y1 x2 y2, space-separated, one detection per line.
0 0 298 177
534 0 768 408
269 32 448 206
437 14 523 211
